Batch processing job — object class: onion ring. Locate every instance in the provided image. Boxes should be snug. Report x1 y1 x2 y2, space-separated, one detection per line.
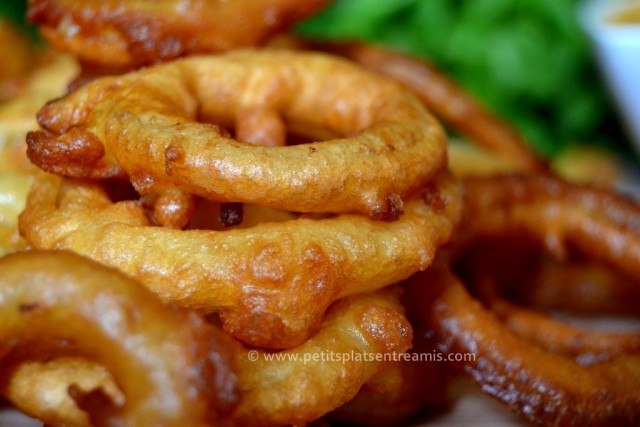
405 174 640 425
6 287 411 427
458 174 640 359
28 0 329 68
455 238 640 360
0 173 33 255
231 287 412 426
0 250 237 426
329 344 450 426
27 50 447 220
19 171 461 349
458 174 640 278
408 263 640 427
0 51 77 255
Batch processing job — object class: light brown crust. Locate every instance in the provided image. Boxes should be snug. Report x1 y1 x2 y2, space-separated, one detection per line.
6 286 411 427
304 40 546 173
405 175 640 426
232 287 412 426
0 20 36 102
408 264 640 427
19 171 461 349
28 0 329 67
27 51 448 220
0 250 238 427
459 174 640 277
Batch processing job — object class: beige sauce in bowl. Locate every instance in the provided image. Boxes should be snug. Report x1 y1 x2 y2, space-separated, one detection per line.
609 3 640 24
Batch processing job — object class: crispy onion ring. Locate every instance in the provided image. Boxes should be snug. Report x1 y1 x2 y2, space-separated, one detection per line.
28 0 329 68
27 51 447 220
294 39 545 173
0 250 237 427
406 174 640 426
19 171 461 349
231 287 412 426
6 287 411 427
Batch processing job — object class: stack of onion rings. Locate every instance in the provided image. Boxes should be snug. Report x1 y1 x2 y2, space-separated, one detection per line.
9 1 640 425
20 50 461 350
20 159 459 350
27 51 448 220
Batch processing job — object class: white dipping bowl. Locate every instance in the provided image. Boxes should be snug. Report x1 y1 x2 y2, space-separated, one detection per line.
580 0 640 157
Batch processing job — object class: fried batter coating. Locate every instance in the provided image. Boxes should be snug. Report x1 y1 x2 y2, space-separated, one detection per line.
28 0 329 68
0 250 238 427
329 349 450 426
408 263 640 427
459 175 640 278
404 174 640 426
460 249 640 360
524 260 640 316
0 51 78 255
295 39 546 172
0 52 78 170
19 171 461 349
6 287 411 427
28 51 447 220
140 185 197 229
448 140 525 178
0 173 33 255
450 175 640 361
232 287 412 426
6 358 121 427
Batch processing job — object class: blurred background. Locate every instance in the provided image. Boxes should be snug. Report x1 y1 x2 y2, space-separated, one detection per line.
0 0 635 162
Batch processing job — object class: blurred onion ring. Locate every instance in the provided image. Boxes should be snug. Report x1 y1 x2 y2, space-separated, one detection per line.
27 0 329 68
0 250 238 427
464 262 640 361
27 50 447 221
6 287 411 427
6 358 122 427
458 174 640 278
459 173 640 360
406 174 640 426
329 343 450 426
408 263 640 427
19 171 461 349
522 260 640 316
0 173 32 256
